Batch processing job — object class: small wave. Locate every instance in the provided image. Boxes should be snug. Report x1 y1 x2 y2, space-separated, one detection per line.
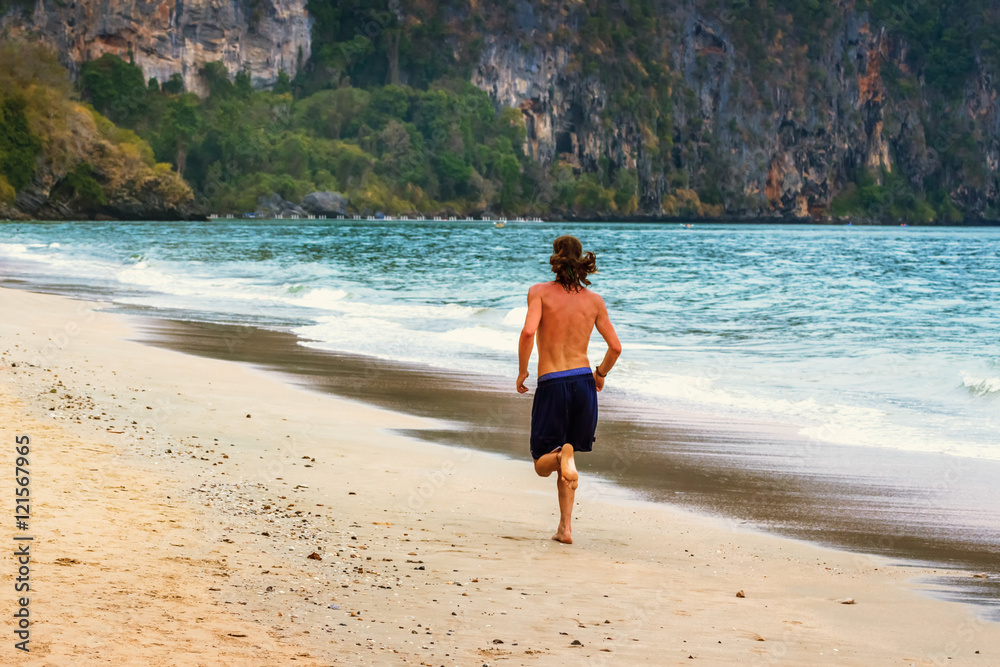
0 243 29 255
295 292 482 320
962 372 1000 396
440 326 514 352
503 306 527 326
623 343 687 351
296 287 349 309
116 263 177 290
0 242 121 278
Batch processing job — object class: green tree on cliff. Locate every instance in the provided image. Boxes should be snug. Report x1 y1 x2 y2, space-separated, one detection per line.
0 94 42 192
158 95 202 177
80 53 149 126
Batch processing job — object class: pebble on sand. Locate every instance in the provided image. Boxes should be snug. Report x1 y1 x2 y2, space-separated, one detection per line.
735 590 745 598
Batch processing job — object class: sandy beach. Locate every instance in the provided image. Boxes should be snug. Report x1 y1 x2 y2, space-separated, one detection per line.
1 285 997 666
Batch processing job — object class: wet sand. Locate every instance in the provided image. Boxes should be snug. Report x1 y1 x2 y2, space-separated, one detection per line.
136 317 1000 613
2 286 999 666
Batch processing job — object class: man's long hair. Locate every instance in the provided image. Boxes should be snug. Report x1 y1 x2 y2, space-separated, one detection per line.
550 235 597 292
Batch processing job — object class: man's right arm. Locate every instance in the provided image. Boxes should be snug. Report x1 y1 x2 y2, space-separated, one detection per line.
517 285 543 393
593 295 622 391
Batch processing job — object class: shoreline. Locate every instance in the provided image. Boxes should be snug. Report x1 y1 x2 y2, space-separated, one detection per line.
6 216 1000 226
2 286 999 664
132 317 1000 588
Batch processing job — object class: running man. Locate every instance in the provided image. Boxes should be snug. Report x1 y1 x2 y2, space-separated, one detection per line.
516 235 622 544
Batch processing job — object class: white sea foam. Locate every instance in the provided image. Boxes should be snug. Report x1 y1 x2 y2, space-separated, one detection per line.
503 306 527 326
962 372 1000 396
0 243 30 256
296 315 437 364
292 294 482 321
440 326 516 352
1 242 121 279
295 287 349 309
794 420 983 458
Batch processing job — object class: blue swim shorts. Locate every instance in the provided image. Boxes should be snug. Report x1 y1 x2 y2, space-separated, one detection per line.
530 366 598 460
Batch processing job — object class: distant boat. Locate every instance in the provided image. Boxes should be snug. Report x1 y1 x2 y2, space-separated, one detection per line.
680 223 694 229
494 221 506 228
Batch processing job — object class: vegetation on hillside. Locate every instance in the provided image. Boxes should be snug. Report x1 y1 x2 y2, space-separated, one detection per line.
78 49 649 216
6 0 1000 221
0 40 192 216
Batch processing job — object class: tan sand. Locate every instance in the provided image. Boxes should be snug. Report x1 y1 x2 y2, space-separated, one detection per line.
0 286 996 666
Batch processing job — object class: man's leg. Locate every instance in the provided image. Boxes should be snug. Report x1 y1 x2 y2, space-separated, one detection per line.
552 444 578 543
533 446 561 477
552 468 575 544
559 443 579 490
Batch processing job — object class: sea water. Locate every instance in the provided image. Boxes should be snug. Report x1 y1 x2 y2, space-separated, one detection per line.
1 220 997 460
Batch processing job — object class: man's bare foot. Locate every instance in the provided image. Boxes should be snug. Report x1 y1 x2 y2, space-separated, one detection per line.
559 443 579 490
551 529 573 544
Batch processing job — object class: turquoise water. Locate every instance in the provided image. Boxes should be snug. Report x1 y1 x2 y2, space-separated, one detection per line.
2 221 998 459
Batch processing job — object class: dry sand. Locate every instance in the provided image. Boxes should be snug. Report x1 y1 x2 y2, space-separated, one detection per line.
0 286 996 666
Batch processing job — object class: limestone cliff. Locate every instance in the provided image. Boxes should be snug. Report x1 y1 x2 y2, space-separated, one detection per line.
5 0 999 220
467 1 1000 219
3 0 311 93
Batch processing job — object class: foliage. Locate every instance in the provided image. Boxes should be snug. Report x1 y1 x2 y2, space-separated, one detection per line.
162 73 185 95
274 70 292 95
574 174 616 214
0 175 15 204
830 168 941 223
0 38 192 214
304 0 476 91
102 59 573 215
12 0 1000 220
80 53 148 125
0 0 33 15
662 188 724 218
60 161 107 208
863 0 998 100
613 169 639 215
0 94 42 191
200 61 234 98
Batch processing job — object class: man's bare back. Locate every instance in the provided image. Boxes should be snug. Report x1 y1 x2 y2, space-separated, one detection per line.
517 281 620 393
531 281 601 376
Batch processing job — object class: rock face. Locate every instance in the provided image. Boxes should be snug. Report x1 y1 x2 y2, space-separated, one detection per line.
255 193 305 218
5 0 311 93
301 191 349 216
4 0 999 219
470 2 1000 219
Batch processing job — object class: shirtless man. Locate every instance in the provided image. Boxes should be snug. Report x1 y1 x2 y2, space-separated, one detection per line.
516 235 622 544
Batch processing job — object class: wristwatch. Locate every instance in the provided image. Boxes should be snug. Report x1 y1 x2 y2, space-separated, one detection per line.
595 365 607 378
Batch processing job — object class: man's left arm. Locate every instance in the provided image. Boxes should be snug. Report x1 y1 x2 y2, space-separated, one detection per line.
517 287 543 393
